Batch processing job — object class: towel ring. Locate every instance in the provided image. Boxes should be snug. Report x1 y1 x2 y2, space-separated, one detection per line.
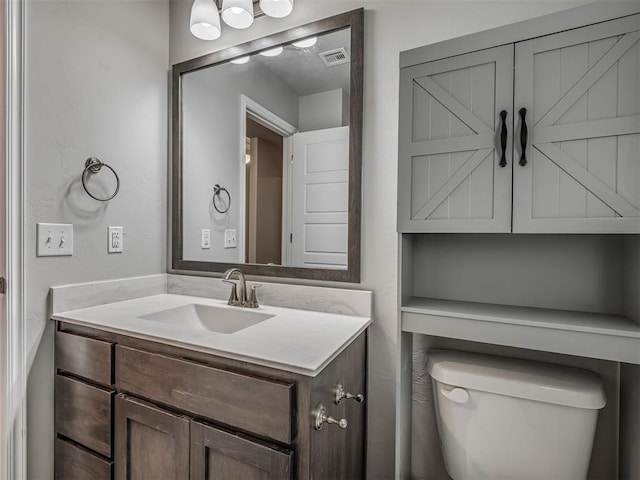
213 184 231 214
82 157 120 201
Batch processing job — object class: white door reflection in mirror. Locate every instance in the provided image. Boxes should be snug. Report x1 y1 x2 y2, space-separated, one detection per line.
290 126 349 269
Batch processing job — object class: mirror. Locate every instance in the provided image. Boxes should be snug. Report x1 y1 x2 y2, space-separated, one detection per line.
172 9 363 282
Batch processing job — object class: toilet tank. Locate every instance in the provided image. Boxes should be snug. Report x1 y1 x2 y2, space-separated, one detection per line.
426 350 606 480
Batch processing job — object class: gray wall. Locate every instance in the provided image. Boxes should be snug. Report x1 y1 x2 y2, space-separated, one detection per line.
298 88 347 132
410 234 625 314
623 235 640 325
170 1 592 478
182 61 298 262
24 0 169 478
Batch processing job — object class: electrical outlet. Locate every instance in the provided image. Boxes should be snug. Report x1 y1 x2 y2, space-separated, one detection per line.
37 223 73 256
224 229 237 249
108 226 124 253
201 229 211 249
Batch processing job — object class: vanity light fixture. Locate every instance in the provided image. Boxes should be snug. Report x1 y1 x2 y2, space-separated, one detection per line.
292 36 317 48
259 46 283 57
190 0 222 40
221 0 254 29
230 55 251 64
259 0 293 18
189 0 294 41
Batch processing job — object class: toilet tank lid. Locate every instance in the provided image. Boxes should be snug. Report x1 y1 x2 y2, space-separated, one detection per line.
426 350 606 409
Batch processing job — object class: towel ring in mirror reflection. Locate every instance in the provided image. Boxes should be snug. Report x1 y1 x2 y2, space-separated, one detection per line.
81 157 120 201
213 184 231 214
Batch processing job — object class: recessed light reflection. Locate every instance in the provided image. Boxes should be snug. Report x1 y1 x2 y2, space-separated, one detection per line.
292 36 317 48
230 55 250 64
259 46 284 57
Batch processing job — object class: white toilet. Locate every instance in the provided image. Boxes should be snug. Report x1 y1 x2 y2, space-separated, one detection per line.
426 350 606 480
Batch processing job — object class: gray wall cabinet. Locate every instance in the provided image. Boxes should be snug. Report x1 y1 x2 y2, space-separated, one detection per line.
396 4 640 479
398 13 640 234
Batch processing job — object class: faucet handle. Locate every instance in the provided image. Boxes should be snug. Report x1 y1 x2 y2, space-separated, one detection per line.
247 284 261 308
222 279 239 306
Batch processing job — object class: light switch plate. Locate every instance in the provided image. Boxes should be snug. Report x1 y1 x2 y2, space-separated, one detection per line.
37 223 73 256
201 229 211 249
224 229 237 249
108 226 124 253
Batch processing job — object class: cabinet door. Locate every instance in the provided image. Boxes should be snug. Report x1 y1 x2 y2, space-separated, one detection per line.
114 395 190 480
398 44 514 232
514 14 640 233
190 421 293 480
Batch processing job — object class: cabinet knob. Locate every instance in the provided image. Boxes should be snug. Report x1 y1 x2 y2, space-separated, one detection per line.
312 403 348 430
334 383 365 405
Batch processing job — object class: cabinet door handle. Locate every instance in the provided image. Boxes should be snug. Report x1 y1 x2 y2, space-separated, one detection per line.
519 107 528 166
499 110 508 168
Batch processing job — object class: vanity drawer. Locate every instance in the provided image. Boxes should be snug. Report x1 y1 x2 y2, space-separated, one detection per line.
55 375 114 458
115 346 294 444
56 331 114 386
55 437 113 480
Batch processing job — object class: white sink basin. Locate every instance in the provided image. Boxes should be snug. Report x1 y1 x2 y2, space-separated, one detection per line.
139 304 274 334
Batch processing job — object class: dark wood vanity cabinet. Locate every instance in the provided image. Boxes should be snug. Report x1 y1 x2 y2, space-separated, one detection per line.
114 395 191 480
54 323 367 480
190 420 294 479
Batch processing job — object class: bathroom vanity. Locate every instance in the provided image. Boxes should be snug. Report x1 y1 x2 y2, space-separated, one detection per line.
51 285 371 480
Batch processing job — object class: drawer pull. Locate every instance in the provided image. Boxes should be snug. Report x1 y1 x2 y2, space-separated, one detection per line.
313 403 347 430
334 383 364 405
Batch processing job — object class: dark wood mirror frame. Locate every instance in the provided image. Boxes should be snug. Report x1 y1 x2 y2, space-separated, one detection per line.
171 9 364 282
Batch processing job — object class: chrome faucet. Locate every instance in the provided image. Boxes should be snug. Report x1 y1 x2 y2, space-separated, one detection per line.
222 268 260 308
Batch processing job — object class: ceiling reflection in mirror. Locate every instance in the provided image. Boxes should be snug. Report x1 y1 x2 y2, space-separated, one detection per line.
181 27 351 270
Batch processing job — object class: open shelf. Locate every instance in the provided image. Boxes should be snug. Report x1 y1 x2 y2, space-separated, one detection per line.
401 297 640 365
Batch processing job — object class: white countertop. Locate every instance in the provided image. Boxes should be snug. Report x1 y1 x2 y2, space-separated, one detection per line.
52 293 371 377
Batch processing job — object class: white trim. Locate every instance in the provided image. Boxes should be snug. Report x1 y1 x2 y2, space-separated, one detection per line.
2 0 25 478
239 94 297 265
241 95 297 138
0 0 5 473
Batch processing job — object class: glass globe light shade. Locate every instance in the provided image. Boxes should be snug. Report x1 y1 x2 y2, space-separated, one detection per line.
222 0 254 29
189 0 221 40
259 0 293 18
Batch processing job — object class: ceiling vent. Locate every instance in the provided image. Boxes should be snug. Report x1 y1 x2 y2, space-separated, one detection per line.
319 47 350 67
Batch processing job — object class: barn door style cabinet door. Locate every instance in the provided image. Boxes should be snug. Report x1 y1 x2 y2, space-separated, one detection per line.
399 13 640 233
514 14 640 232
398 44 514 233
